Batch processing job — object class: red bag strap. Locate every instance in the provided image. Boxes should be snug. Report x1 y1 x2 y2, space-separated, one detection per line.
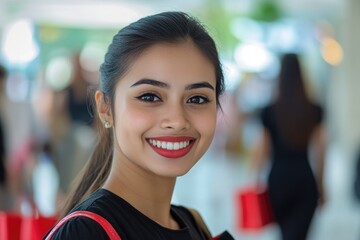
44 210 121 240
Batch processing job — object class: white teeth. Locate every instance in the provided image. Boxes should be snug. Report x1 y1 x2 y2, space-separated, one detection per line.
149 139 191 150
174 142 179 150
166 142 173 150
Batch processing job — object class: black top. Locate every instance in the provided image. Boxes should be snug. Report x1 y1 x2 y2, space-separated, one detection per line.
260 104 323 162
46 189 218 240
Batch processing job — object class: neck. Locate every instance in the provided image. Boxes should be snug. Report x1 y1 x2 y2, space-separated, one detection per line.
103 159 178 229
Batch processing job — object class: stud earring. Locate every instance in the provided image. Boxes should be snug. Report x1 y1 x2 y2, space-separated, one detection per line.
104 121 112 129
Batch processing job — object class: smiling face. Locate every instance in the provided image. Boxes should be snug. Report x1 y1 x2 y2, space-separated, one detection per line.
99 39 217 178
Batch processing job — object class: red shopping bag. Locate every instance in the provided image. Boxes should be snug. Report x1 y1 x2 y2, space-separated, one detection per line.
0 212 22 240
20 215 58 240
0 212 57 240
236 186 274 231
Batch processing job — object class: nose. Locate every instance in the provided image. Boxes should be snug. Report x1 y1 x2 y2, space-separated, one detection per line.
160 104 190 131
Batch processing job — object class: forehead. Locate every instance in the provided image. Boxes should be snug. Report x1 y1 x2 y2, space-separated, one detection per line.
119 40 216 88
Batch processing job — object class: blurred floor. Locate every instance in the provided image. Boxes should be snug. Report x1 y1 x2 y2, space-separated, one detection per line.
173 144 360 240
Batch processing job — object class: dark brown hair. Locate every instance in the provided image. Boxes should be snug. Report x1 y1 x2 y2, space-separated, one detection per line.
274 53 320 149
61 11 225 216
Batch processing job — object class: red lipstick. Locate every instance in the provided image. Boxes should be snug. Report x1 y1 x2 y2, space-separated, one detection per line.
147 136 195 158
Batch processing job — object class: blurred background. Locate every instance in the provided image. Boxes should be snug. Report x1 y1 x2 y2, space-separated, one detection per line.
0 0 359 239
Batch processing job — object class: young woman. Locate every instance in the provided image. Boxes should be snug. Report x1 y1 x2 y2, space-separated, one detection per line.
44 11 234 240
251 53 326 240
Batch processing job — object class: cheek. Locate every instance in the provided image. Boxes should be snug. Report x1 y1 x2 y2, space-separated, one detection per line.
118 105 154 135
114 107 153 157
193 109 217 140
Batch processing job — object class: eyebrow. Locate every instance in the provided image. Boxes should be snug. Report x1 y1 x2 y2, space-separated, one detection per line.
130 78 215 91
130 78 169 89
185 82 215 91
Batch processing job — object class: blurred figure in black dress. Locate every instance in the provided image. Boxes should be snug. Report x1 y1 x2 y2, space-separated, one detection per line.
251 53 326 240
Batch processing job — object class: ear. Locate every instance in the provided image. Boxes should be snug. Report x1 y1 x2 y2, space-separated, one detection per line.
95 90 113 125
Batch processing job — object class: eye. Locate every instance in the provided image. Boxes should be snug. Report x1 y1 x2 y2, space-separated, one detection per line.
187 96 210 104
136 93 161 102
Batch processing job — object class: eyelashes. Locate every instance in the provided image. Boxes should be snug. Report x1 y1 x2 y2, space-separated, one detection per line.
186 96 210 104
136 93 161 102
135 93 211 104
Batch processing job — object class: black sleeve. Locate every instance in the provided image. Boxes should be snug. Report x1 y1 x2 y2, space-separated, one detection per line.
45 217 110 240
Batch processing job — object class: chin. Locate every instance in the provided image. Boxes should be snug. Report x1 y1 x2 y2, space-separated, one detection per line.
157 165 193 178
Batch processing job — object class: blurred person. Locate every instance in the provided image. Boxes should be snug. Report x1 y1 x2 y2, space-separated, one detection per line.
62 52 96 185
0 64 11 210
251 53 326 240
61 52 96 186
67 52 95 127
44 11 234 239
45 52 96 196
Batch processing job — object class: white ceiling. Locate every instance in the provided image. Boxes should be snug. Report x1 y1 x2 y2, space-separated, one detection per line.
0 0 346 28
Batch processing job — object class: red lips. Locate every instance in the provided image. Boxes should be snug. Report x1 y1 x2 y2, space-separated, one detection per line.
147 136 195 158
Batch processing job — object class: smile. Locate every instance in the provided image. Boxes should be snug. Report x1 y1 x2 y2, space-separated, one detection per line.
148 139 191 150
147 137 195 158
